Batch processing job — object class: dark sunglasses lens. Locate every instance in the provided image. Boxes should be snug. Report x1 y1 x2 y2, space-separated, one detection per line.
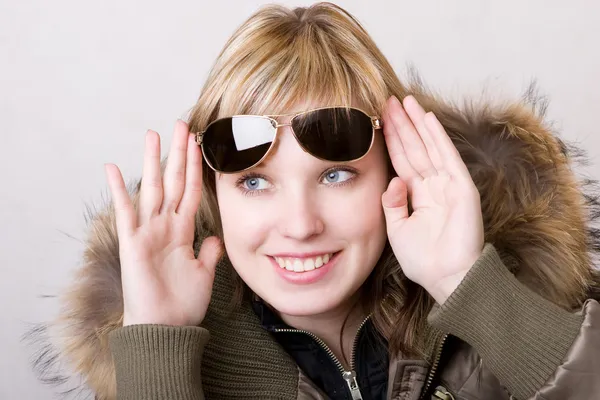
202 116 276 172
291 108 373 162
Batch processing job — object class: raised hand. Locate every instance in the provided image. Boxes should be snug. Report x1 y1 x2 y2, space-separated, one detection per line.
104 120 223 327
381 95 485 305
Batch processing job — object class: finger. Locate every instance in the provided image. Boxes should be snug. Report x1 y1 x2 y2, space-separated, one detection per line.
104 163 136 237
161 120 190 213
386 96 437 177
382 177 409 229
402 96 444 173
424 112 471 179
382 105 421 186
138 130 163 222
197 236 223 277
177 133 203 216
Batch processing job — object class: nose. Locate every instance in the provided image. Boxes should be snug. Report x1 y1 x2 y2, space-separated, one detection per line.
277 190 325 241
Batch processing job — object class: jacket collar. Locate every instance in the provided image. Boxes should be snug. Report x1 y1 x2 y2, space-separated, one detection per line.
30 86 600 399
251 297 291 332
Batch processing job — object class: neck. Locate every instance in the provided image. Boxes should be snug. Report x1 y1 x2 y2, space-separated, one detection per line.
278 291 368 370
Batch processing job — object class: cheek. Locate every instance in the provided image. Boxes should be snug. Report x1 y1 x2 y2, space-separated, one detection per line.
215 181 268 255
326 152 390 258
323 177 388 247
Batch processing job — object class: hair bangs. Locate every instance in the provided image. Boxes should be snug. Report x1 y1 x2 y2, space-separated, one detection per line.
215 21 388 120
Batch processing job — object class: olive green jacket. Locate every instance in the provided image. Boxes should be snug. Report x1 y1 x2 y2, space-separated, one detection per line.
28 88 600 400
108 243 599 400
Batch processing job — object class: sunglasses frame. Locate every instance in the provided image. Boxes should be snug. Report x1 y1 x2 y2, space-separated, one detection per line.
195 106 382 174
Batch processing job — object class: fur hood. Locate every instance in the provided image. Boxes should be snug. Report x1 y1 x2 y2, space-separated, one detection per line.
25 85 600 399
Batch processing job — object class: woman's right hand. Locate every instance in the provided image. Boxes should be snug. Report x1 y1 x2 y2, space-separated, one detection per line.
104 120 223 327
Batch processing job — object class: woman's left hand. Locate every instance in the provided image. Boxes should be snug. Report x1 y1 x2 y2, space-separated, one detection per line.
381 95 485 305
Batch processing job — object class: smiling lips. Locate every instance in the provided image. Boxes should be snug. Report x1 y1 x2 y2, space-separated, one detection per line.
274 253 333 272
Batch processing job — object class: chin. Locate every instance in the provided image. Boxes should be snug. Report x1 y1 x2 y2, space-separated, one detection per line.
260 288 352 317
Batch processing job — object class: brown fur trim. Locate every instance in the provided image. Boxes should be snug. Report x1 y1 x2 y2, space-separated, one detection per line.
23 84 600 399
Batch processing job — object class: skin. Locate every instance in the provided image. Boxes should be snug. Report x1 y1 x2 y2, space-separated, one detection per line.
215 101 390 358
104 95 485 366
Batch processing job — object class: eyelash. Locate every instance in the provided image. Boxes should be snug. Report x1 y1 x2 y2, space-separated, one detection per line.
235 166 359 197
322 166 359 187
235 173 269 197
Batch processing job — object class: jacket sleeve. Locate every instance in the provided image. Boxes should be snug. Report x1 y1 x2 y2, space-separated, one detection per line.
108 324 209 400
427 243 600 400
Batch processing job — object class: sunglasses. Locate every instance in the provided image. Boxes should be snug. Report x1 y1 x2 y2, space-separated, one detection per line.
195 106 382 173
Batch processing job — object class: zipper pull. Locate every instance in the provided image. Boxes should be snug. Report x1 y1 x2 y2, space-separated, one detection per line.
342 370 364 400
432 386 455 400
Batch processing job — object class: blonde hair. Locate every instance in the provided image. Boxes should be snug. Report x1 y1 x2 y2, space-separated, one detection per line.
187 2 431 357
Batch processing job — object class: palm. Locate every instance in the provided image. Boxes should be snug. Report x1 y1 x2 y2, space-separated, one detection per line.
381 96 484 303
105 120 222 327
120 215 211 326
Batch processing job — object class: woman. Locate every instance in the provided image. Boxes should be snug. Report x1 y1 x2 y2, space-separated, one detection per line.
31 2 600 399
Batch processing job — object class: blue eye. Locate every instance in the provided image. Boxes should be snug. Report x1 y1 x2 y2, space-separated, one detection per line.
243 176 269 191
322 169 354 184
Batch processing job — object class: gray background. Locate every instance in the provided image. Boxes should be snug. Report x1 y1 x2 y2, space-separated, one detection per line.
2 0 599 398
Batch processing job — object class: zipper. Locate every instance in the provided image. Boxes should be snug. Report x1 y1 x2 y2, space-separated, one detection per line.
419 333 449 400
350 315 371 371
432 386 455 400
273 315 370 400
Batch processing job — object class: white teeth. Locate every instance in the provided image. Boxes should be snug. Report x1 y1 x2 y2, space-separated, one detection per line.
285 259 294 271
315 257 323 268
275 253 334 273
304 258 315 271
293 259 304 272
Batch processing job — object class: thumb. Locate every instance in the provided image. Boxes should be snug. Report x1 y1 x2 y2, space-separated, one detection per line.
197 236 224 277
382 177 409 228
